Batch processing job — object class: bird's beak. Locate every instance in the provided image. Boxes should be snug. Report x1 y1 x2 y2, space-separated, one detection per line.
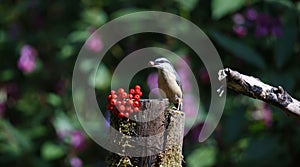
148 61 155 67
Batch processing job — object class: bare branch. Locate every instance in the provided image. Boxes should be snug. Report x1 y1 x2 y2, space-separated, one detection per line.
218 68 300 117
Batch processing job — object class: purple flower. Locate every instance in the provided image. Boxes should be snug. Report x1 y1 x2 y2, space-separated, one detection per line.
270 17 282 37
147 73 158 89
255 14 271 37
18 45 37 74
176 56 192 91
255 25 269 37
86 33 103 52
244 8 258 21
147 73 160 96
70 156 82 167
70 130 85 151
232 13 245 25
271 26 282 37
233 25 248 37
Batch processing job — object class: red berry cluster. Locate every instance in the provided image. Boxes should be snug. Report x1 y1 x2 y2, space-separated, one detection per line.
107 85 142 119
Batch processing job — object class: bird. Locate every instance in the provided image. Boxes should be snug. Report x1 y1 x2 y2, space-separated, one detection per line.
148 57 183 110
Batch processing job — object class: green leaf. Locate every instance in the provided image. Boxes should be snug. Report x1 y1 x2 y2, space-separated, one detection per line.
175 0 199 11
81 9 107 26
274 25 298 68
59 44 75 60
0 30 7 43
187 146 217 167
0 70 15 81
41 142 65 161
68 30 90 43
0 120 32 155
53 111 73 134
93 63 111 89
297 2 300 12
48 93 62 107
266 0 294 8
209 30 266 69
212 0 245 19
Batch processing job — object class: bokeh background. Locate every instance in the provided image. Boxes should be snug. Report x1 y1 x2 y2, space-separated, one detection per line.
1 0 300 166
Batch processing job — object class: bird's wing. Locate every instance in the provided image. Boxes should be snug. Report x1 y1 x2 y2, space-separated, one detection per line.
174 70 183 91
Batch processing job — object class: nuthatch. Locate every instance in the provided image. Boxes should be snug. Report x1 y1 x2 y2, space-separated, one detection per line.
149 58 183 110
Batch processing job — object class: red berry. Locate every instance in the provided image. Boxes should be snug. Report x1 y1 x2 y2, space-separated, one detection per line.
133 101 140 107
111 90 116 95
118 105 125 112
124 112 129 118
107 94 112 101
125 106 131 112
112 94 118 99
116 101 122 106
127 100 134 106
129 89 135 94
135 89 142 97
128 94 133 99
134 107 139 112
118 112 125 118
134 94 140 100
129 109 134 113
121 100 126 105
122 92 127 99
107 104 114 111
110 99 117 105
118 88 124 94
117 94 123 101
135 85 141 90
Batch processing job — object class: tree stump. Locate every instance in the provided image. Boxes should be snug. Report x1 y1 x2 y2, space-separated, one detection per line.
108 99 185 167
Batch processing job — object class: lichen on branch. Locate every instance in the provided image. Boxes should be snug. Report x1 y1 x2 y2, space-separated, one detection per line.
218 68 300 117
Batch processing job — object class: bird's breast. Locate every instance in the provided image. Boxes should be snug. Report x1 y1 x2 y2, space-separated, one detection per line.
158 70 182 102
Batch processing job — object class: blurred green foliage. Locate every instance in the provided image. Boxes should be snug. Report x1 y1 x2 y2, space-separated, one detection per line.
0 0 299 166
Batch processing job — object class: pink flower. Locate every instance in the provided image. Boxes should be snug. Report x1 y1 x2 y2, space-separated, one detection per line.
18 45 37 74
232 13 245 25
231 13 248 37
86 33 103 52
262 105 273 128
70 156 82 167
70 130 85 151
252 103 273 128
233 25 248 37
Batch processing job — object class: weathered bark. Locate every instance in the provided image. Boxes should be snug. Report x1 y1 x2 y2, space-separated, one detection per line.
108 99 185 167
219 68 300 117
